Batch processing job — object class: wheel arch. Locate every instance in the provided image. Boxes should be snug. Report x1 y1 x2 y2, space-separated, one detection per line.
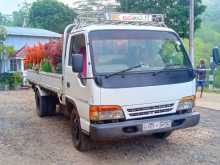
66 97 78 114
33 85 49 97
66 97 90 134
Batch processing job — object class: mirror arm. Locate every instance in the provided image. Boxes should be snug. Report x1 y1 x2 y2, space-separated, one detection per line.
77 74 95 80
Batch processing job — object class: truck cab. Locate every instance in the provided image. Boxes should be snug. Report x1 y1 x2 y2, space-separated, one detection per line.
29 12 200 151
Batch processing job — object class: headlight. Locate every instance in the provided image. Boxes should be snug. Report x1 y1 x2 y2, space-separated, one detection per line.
177 96 195 112
89 105 125 121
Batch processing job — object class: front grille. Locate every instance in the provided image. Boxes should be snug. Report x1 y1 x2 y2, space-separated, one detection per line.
127 103 174 118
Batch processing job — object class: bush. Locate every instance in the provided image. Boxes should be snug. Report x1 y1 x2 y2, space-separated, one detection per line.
24 40 62 73
13 72 22 87
0 72 22 90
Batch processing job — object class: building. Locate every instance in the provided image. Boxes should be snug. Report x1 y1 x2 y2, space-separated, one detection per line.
0 26 61 84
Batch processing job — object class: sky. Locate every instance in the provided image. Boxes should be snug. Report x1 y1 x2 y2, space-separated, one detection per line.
0 0 117 14
0 0 73 14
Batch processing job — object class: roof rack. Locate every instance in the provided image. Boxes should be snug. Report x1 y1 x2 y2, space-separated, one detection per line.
62 11 166 71
72 11 166 31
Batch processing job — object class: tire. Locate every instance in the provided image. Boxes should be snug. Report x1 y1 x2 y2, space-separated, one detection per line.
71 108 92 151
153 131 172 139
35 90 56 117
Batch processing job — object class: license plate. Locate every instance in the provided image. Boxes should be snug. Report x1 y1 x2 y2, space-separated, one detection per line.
142 120 172 131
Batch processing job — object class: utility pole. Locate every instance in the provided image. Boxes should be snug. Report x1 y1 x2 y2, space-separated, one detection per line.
189 0 195 66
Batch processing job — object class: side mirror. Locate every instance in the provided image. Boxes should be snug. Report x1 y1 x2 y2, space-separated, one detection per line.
72 54 83 73
212 47 220 65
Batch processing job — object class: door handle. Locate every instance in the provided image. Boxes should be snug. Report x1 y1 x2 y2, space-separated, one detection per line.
67 82 70 88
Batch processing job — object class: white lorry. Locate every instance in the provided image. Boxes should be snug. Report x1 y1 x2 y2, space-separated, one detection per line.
27 12 200 151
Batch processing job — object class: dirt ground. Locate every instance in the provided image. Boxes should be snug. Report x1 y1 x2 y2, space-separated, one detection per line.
0 90 220 165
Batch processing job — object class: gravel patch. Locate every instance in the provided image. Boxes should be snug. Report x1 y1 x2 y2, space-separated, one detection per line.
0 90 219 165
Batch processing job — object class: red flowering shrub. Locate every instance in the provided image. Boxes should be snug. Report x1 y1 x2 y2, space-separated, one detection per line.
24 44 45 65
45 39 62 66
24 39 63 73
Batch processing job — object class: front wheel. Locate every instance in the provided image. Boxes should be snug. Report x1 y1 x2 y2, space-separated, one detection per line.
153 131 172 139
71 109 92 151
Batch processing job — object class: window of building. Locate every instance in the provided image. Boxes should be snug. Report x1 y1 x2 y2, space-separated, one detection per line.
10 59 21 72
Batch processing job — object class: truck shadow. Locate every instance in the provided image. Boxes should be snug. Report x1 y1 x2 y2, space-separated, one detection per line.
50 112 173 155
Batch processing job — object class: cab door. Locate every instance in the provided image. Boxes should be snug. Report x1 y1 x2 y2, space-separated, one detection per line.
64 33 91 132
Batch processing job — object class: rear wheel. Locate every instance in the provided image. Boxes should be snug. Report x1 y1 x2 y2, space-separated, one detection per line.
35 90 56 117
71 108 92 151
153 131 172 139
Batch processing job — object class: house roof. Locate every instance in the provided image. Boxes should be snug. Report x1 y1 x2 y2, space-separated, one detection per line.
5 26 61 38
13 46 26 58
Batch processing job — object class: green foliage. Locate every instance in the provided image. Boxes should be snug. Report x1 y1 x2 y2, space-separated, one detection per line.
0 73 9 85
12 11 27 27
0 26 14 58
0 13 4 25
0 26 7 43
41 59 51 72
13 72 23 86
74 0 104 11
12 1 31 27
28 63 33 69
194 0 220 89
117 0 206 38
73 0 118 11
12 11 25 27
0 72 22 89
215 69 220 88
183 37 211 66
0 45 15 57
5 46 15 57
202 0 220 33
0 12 12 26
196 25 220 47
160 40 183 65
183 32 220 88
0 13 5 25
29 0 76 33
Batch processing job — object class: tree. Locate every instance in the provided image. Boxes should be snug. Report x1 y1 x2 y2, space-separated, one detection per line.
0 13 12 26
0 26 15 74
73 0 119 12
117 0 206 38
29 0 76 33
0 26 7 44
12 0 31 27
0 13 5 25
202 0 220 33
74 0 104 11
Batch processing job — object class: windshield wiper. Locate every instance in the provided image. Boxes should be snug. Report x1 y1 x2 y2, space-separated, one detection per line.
105 64 143 79
152 64 191 76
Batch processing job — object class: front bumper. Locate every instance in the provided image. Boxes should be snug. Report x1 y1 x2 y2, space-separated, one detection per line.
90 112 200 141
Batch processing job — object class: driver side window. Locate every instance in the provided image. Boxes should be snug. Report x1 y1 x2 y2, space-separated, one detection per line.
68 34 86 66
68 34 87 85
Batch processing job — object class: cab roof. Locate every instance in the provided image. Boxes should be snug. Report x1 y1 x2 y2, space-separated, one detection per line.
71 24 176 34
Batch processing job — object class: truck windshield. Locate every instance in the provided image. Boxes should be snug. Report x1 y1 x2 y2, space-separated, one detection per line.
89 30 192 75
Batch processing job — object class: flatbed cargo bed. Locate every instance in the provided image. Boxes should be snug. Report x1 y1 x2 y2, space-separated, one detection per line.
27 70 63 94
